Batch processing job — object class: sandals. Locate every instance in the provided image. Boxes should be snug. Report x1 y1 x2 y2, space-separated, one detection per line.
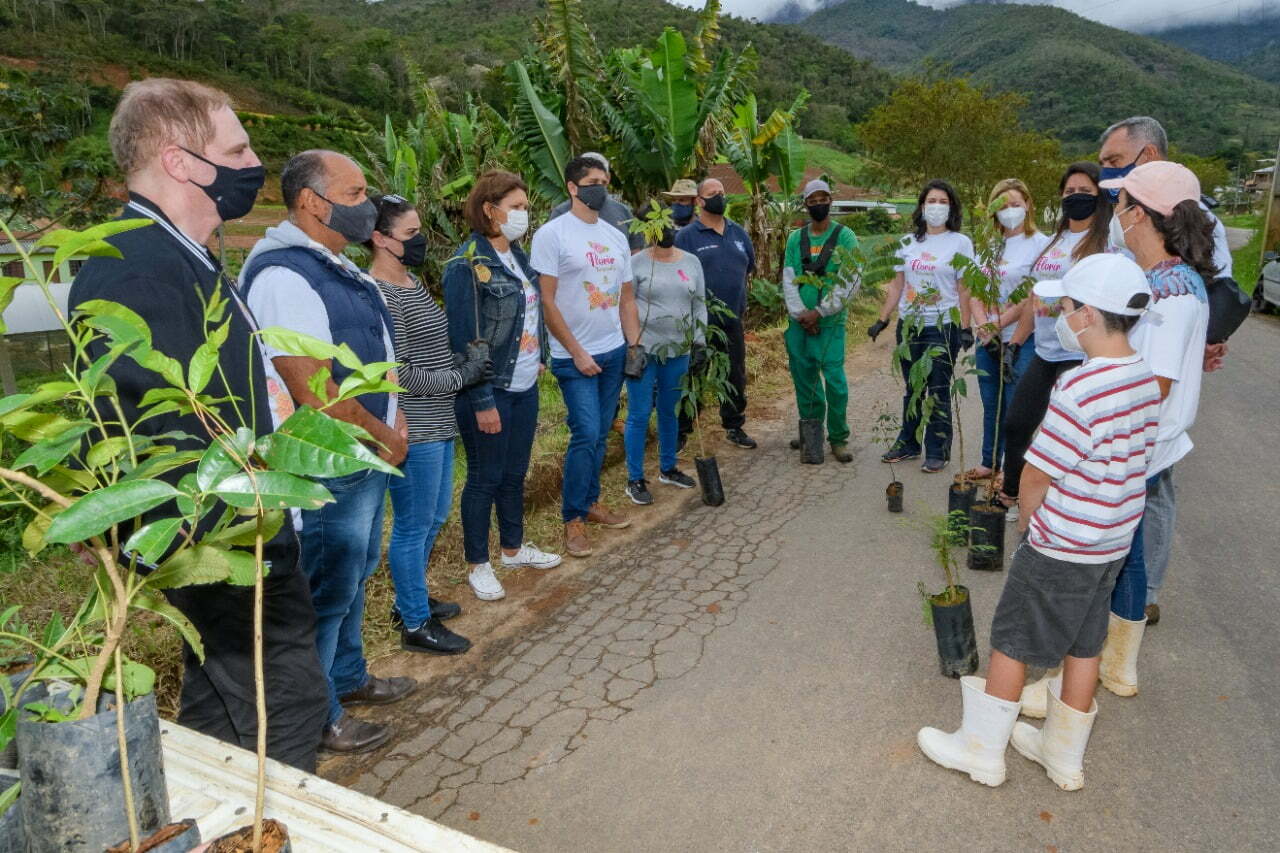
964 466 995 480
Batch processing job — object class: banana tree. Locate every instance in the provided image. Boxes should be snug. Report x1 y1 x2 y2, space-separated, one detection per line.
721 91 808 280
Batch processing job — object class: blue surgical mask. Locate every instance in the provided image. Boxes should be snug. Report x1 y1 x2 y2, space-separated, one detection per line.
1100 158 1140 202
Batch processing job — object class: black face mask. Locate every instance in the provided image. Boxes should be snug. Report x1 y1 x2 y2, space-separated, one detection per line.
1062 192 1098 222
671 203 694 226
807 203 830 222
181 147 265 221
393 232 427 268
656 228 676 249
316 192 377 243
701 194 726 216
575 184 609 211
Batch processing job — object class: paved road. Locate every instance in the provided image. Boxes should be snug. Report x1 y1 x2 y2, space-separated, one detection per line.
349 318 1280 851
1226 226 1252 251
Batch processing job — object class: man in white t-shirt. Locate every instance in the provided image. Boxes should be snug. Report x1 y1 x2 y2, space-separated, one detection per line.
1098 116 1230 371
531 155 640 559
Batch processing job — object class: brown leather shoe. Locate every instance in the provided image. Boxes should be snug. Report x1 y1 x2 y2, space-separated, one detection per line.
320 712 391 754
586 502 631 529
1145 603 1160 626
339 675 417 707
564 519 593 557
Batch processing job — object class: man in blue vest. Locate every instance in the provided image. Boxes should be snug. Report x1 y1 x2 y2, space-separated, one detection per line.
241 150 415 754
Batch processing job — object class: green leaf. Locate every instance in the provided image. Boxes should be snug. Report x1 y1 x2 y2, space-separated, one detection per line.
0 381 77 417
0 410 74 443
75 299 152 348
12 422 94 475
35 219 153 271
208 510 284 547
45 480 181 544
188 318 230 393
213 471 333 510
84 436 133 469
195 442 241 492
137 349 185 387
121 450 201 483
256 327 363 371
123 517 185 565
144 544 234 589
133 589 204 662
0 276 22 334
103 658 155 700
258 405 399 477
224 550 258 586
506 60 570 200
305 365 332 405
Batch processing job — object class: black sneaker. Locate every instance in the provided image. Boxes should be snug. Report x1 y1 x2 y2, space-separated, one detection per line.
725 428 757 449
390 597 460 628
921 458 948 473
658 468 695 489
881 447 920 464
402 617 471 655
625 479 653 505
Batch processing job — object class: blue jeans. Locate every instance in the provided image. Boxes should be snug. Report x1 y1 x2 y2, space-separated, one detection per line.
1111 468 1177 618
387 440 454 629
624 354 688 481
299 468 390 724
895 321 961 462
976 334 1036 469
456 384 539 564
551 344 626 522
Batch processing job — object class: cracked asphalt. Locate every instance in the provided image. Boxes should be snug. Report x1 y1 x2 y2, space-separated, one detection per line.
336 317 1279 852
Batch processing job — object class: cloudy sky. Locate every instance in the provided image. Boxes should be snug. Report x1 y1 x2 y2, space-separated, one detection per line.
697 0 1279 31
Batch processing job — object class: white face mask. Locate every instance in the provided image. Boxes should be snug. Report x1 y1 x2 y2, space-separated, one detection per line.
1109 206 1134 252
499 208 529 242
996 206 1026 231
1054 306 1088 353
923 203 950 228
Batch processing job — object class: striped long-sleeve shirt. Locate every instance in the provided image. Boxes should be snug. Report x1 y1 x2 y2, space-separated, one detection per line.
375 276 463 443
1025 354 1161 564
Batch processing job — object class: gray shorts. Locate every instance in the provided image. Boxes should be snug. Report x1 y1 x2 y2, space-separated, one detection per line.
989 541 1125 668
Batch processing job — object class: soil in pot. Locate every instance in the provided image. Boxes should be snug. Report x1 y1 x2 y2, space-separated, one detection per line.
968 502 1006 571
929 586 979 678
799 418 824 465
107 819 201 853
947 480 977 517
18 692 169 853
207 819 291 853
695 456 725 507
886 480 904 513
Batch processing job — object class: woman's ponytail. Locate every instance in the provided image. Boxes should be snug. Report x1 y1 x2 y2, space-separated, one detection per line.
1147 199 1219 280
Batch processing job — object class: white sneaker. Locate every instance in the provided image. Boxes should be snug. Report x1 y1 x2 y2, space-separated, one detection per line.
468 562 505 601
500 542 563 570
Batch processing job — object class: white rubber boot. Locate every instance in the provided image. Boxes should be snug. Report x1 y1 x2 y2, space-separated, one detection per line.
1010 678 1097 791
1018 668 1061 719
917 675 1021 787
1099 612 1147 697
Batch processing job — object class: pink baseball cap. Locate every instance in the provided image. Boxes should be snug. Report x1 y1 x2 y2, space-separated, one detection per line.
1098 160 1200 216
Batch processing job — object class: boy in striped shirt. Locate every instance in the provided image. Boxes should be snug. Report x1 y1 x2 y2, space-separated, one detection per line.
918 253 1161 791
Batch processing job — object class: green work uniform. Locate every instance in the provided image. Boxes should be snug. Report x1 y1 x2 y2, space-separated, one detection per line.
783 221 859 445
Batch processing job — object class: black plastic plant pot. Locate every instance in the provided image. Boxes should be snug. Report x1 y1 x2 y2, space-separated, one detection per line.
107 819 201 853
18 692 170 853
799 418 824 465
0 769 20 853
886 480 904 513
929 586 979 678
968 503 1006 571
695 456 725 506
947 481 976 518
207 818 292 853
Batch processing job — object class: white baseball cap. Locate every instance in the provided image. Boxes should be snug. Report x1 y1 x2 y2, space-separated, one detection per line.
802 179 832 200
1033 253 1152 316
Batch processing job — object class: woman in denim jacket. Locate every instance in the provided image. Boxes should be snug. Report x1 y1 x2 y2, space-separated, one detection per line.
445 171 561 602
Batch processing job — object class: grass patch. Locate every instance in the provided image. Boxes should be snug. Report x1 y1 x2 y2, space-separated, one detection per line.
1222 212 1262 230
802 140 866 187
1233 224 1265 295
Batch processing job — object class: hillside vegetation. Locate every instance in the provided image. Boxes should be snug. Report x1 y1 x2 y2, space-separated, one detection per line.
1153 14 1280 85
797 0 1280 156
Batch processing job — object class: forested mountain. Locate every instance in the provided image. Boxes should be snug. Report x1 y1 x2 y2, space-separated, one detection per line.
795 0 1280 156
0 0 892 144
1151 14 1280 86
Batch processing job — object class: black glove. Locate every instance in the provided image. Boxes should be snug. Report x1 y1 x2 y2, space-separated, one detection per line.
959 329 975 351
465 339 490 364
689 345 708 375
867 319 888 341
1001 342 1021 381
455 354 494 388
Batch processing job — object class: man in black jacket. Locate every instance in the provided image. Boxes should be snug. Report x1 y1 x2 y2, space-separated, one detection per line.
68 78 328 771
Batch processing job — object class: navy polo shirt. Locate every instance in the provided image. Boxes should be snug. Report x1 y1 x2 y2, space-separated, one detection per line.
675 217 755 318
